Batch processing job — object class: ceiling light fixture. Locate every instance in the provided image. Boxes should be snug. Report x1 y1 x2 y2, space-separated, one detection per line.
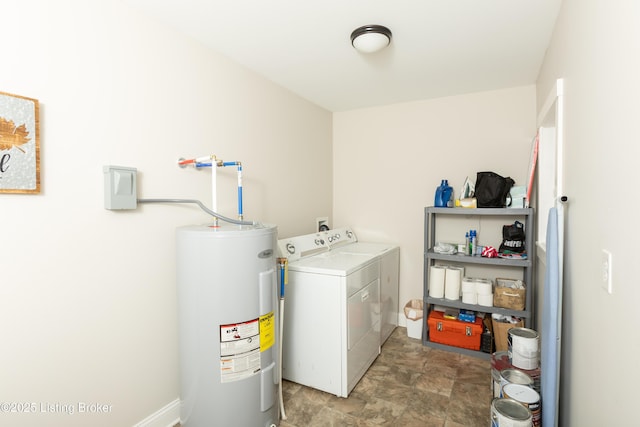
351 25 392 54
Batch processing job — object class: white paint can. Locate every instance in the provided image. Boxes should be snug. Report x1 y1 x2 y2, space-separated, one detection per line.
503 384 541 427
499 369 533 398
491 398 532 426
491 351 511 398
508 328 539 370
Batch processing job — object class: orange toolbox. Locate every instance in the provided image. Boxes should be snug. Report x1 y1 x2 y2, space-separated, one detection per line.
427 310 483 351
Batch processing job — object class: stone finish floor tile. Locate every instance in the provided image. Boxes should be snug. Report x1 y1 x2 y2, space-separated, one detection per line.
280 327 492 427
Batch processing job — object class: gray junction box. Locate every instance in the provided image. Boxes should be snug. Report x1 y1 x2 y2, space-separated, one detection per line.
103 165 137 210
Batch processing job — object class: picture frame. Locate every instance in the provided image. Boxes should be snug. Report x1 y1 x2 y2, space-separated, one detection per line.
0 91 40 194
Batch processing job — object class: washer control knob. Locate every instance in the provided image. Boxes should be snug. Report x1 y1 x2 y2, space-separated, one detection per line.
286 243 295 254
314 238 325 246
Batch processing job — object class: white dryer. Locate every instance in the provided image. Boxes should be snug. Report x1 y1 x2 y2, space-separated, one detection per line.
277 230 380 397
327 228 400 345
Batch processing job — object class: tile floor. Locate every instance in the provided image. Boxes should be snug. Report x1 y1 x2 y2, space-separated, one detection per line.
280 327 492 427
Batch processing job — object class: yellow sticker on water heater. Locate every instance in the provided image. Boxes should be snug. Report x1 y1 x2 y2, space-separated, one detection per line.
259 311 275 352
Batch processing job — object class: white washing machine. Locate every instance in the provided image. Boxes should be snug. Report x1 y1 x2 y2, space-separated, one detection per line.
327 228 400 345
277 230 381 397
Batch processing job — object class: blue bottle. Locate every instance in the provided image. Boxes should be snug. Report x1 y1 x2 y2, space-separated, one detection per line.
470 230 477 256
434 179 453 207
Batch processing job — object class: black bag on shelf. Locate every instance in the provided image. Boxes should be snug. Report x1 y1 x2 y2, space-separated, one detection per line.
499 221 526 253
474 171 515 208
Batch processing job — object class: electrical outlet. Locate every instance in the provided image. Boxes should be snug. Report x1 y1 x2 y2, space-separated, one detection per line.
601 249 613 294
316 217 329 232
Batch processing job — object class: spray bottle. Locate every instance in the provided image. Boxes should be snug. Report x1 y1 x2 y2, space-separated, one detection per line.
471 230 477 256
465 232 470 256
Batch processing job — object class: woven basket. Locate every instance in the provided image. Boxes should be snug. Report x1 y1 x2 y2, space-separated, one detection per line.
493 278 525 310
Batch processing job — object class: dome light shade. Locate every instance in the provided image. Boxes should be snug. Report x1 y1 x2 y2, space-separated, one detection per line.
351 25 392 53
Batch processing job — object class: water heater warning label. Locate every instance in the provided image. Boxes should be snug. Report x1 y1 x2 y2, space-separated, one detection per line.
219 312 275 383
220 319 259 342
220 319 260 383
259 312 275 352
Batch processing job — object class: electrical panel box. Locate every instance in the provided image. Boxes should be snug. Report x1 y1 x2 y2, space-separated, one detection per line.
103 165 137 210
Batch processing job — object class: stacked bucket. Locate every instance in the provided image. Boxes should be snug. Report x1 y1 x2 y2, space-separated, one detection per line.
491 328 541 426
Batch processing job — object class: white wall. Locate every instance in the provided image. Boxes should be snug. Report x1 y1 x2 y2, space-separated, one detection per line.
333 86 536 317
536 0 640 425
0 1 331 426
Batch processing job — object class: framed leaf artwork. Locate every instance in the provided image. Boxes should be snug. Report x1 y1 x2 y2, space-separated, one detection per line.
0 91 40 194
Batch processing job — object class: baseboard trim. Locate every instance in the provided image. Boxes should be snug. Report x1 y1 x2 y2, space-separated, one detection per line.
133 398 180 427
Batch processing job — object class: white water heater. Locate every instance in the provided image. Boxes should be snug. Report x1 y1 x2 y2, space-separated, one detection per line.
176 223 279 427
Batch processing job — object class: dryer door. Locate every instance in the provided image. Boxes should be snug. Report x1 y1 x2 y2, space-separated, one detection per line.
347 278 380 350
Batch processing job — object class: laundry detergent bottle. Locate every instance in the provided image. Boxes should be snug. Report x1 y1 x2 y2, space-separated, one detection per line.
434 179 453 207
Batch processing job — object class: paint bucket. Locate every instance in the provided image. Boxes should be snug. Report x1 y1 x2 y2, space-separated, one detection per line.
522 366 541 394
491 398 532 426
503 384 541 427
499 369 533 398
492 352 541 395
491 351 511 398
508 328 539 370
